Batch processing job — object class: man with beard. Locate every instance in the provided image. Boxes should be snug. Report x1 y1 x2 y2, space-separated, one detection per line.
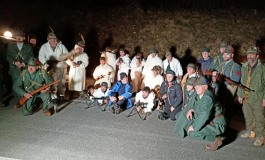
159 70 182 121
237 47 265 147
135 86 155 113
116 48 130 81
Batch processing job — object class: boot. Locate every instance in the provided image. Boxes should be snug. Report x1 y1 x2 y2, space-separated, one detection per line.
206 137 222 151
43 109 51 116
254 136 264 147
241 131 255 139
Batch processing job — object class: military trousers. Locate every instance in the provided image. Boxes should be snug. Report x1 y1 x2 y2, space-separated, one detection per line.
22 93 51 116
242 102 265 137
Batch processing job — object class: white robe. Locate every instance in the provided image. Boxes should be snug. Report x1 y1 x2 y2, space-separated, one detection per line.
163 57 183 77
135 91 155 112
142 54 163 88
130 56 145 80
67 52 89 91
93 64 114 87
144 74 164 90
101 51 117 71
116 54 131 80
93 88 109 104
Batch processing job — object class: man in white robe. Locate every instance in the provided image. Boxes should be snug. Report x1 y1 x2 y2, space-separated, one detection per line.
101 47 117 75
116 48 130 81
93 57 114 88
163 51 183 80
66 41 89 92
144 66 164 90
130 53 145 92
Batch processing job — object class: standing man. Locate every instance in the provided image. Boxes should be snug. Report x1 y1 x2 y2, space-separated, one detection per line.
159 70 183 121
93 57 113 88
13 58 53 116
210 42 227 70
116 48 130 81
163 51 183 81
28 34 40 58
198 47 213 76
237 47 265 147
142 48 163 86
101 46 117 74
130 53 145 93
173 77 226 151
66 41 89 94
39 32 69 100
6 30 34 85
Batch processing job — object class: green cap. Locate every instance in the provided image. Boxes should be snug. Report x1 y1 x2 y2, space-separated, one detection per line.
220 42 228 48
194 77 207 86
186 77 196 86
246 46 260 54
187 63 196 70
223 46 233 54
47 32 57 39
150 48 158 54
15 30 25 37
28 57 39 66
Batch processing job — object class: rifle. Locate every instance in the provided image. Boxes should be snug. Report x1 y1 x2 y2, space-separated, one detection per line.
205 70 253 92
126 101 148 120
94 71 112 85
18 80 60 105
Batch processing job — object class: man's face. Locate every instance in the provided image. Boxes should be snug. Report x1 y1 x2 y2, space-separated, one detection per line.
100 60 106 65
223 52 233 61
166 74 174 82
120 51 125 57
202 52 209 59
29 38 37 46
151 53 156 58
212 71 218 82
166 55 172 61
101 86 107 92
152 70 158 77
142 91 149 99
28 66 38 74
195 85 207 95
121 76 128 84
247 53 259 64
48 38 58 48
15 36 25 43
187 67 195 75
186 85 194 92
220 47 226 54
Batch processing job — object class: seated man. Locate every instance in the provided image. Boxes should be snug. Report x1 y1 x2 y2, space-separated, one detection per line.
173 77 226 151
107 72 133 114
93 82 109 105
159 70 183 121
143 65 164 90
13 58 53 116
135 86 155 113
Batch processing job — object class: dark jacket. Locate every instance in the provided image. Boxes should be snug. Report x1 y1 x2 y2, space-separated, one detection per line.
160 80 182 108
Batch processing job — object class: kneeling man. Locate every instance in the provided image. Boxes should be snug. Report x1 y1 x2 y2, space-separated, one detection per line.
135 86 155 113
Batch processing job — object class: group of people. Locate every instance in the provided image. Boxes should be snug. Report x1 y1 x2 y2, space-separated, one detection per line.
0 29 264 151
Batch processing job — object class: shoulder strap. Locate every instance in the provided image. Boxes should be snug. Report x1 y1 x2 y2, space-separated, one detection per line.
230 63 236 77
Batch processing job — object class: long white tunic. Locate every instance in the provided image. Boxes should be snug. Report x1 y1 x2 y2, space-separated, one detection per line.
135 91 155 112
163 57 183 77
142 54 163 82
66 52 89 91
144 74 164 90
101 51 117 71
130 56 145 80
93 64 114 87
116 54 131 80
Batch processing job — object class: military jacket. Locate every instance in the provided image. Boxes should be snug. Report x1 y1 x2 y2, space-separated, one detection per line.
13 69 53 97
210 54 224 70
6 42 34 68
237 60 265 104
216 59 241 83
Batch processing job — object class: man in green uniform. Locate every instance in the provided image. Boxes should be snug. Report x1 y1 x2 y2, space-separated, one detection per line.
13 58 53 116
237 46 265 147
6 30 34 86
210 42 227 70
173 77 226 151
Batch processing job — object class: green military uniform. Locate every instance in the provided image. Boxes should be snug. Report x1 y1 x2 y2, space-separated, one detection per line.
173 89 226 142
6 42 34 82
13 58 53 116
237 58 265 138
210 54 224 71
